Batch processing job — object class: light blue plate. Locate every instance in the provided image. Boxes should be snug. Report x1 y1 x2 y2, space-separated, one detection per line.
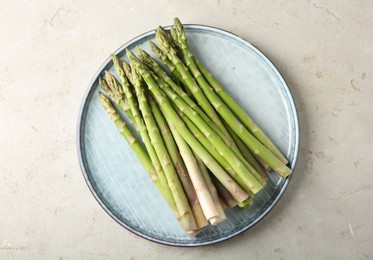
77 25 299 246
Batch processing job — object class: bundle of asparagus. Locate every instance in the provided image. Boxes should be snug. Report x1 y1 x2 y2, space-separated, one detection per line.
98 18 292 234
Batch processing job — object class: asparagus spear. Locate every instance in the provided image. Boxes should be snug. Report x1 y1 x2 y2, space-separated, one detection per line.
98 92 160 188
136 57 264 194
127 50 249 203
125 63 197 231
173 18 291 178
195 58 288 164
225 123 268 181
106 67 176 216
149 95 209 228
194 154 226 225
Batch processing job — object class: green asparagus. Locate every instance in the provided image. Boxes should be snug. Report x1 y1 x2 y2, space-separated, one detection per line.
127 49 250 203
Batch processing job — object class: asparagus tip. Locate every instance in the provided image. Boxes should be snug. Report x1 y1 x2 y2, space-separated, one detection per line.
126 48 136 60
98 76 104 85
174 17 182 28
136 46 147 59
111 54 120 65
98 91 109 104
148 40 159 52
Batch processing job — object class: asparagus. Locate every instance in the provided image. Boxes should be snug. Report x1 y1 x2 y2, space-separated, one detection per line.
154 29 268 183
176 106 252 194
161 107 218 222
126 63 197 231
127 50 249 203
173 18 291 178
120 60 133 82
149 95 209 228
195 58 288 164
137 47 241 155
148 40 185 84
169 26 179 48
219 198 228 210
194 147 252 210
98 92 160 187
139 52 266 186
139 58 264 194
97 19 297 235
99 77 136 126
155 30 238 151
158 26 178 51
194 154 226 225
107 66 176 216
255 154 271 172
138 47 210 125
212 175 238 208
146 66 259 193
225 123 268 181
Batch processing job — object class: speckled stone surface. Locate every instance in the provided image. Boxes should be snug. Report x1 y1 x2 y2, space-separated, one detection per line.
1 0 372 259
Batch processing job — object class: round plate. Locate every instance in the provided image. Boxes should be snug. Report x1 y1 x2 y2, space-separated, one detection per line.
77 25 299 246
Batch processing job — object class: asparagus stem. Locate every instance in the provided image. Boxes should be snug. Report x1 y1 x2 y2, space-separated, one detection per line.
194 154 226 225
185 112 252 209
255 154 272 172
139 58 264 194
126 63 197 231
161 107 218 223
108 62 177 215
98 92 160 188
173 18 291 178
177 106 252 194
225 123 268 182
195 58 289 165
211 175 238 208
237 198 253 209
127 50 249 203
155 30 237 151
149 95 209 228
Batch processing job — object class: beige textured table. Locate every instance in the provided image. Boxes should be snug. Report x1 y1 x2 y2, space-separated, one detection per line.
1 0 372 259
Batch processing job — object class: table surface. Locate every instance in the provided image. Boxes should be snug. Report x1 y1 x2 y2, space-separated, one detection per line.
1 0 372 259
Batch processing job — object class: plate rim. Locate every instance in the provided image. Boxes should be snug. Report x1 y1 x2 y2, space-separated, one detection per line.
76 24 300 247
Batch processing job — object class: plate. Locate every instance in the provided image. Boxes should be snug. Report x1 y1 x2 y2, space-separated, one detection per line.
77 25 299 246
